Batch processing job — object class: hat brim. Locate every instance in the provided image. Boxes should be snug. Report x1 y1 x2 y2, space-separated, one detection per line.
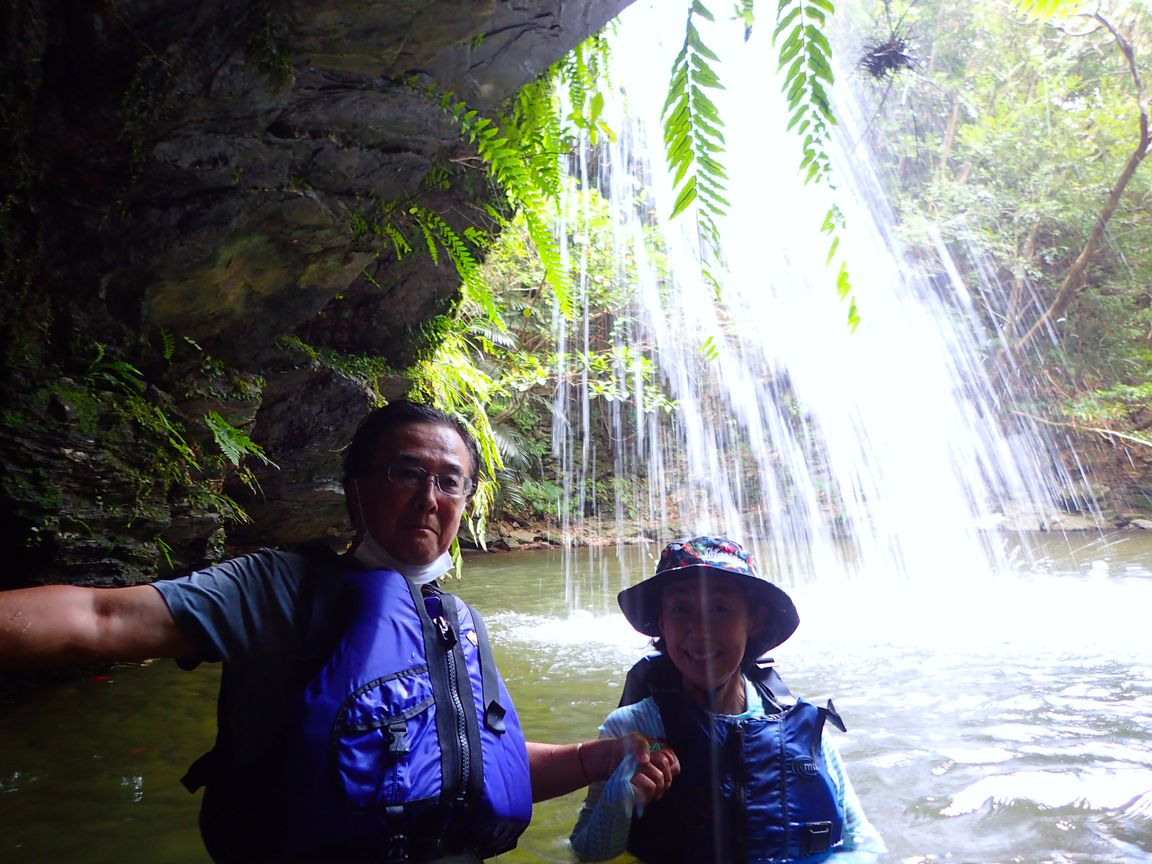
617 564 800 654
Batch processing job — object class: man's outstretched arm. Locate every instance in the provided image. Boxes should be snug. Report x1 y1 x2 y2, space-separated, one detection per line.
526 733 676 802
0 584 194 666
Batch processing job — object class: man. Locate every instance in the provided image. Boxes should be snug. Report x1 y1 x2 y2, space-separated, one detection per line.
0 400 677 862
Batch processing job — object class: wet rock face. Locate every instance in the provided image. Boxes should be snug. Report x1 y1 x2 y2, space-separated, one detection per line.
0 0 632 586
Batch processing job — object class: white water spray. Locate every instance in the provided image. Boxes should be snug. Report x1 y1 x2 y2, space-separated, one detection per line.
551 1 1094 586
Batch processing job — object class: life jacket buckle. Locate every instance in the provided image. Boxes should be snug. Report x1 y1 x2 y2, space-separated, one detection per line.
387 719 409 755
435 616 457 647
802 820 833 855
383 830 409 863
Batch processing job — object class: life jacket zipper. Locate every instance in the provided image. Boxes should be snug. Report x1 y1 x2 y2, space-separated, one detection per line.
436 614 471 801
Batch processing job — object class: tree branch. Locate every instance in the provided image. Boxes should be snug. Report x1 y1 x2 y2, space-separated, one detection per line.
1014 409 1152 449
1007 13 1150 357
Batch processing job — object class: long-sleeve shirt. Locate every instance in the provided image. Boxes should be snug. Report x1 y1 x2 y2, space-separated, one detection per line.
570 676 886 862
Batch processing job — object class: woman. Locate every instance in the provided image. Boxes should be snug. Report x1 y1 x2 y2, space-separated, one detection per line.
570 536 885 863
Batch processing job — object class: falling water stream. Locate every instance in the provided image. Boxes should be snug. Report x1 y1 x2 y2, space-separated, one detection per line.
553 1 1087 584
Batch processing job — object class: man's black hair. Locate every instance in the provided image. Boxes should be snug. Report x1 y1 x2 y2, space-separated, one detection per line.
342 400 481 485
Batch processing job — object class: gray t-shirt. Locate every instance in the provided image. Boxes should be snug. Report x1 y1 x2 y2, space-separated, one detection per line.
152 549 316 762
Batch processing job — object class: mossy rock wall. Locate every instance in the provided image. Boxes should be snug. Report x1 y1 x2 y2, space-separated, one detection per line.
0 0 633 587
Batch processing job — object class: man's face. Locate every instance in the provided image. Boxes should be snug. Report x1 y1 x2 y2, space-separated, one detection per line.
345 421 473 565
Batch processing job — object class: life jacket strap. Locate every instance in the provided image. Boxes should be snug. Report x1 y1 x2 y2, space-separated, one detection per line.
469 605 508 733
801 820 835 856
824 698 847 733
747 657 795 713
180 747 219 793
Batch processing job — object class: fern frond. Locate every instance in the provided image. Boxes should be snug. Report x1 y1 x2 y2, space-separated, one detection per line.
773 0 861 324
662 0 729 261
468 316 518 350
442 95 573 316
203 411 277 468
385 222 412 259
159 327 176 361
409 205 505 329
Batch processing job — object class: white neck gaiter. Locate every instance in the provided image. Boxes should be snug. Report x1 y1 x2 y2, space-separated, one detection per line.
350 529 453 585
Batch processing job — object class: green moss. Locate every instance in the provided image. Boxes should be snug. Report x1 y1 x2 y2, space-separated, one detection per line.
1 465 60 510
50 386 107 436
244 7 294 87
279 335 395 405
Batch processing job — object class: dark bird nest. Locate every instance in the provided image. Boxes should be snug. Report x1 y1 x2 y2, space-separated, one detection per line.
858 35 919 81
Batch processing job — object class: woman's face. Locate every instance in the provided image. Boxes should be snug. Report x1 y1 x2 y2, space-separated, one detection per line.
658 574 763 700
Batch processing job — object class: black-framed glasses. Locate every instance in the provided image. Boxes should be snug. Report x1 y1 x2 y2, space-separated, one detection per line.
377 461 475 499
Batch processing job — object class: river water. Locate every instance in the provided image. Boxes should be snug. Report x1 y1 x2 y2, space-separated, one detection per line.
1 532 1150 862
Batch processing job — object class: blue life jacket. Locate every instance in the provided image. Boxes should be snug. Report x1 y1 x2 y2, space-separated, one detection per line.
624 655 845 864
184 563 531 862
279 568 532 860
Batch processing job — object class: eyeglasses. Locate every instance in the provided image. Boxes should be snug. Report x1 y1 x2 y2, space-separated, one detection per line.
376 461 475 499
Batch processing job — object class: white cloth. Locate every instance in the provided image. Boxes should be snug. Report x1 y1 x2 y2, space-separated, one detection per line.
350 530 453 585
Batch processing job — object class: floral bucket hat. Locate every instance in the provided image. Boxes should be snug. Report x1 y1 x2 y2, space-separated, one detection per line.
617 535 800 655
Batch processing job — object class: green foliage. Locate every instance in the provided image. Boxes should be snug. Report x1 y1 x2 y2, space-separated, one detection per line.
1066 381 1152 424
772 0 860 328
87 343 146 393
280 334 395 406
508 477 565 521
155 536 175 571
158 327 176 361
409 205 501 324
652 0 856 321
244 6 294 87
557 35 616 145
76 345 201 510
870 0 1151 450
662 0 730 264
774 0 836 184
440 95 572 314
203 410 276 500
203 411 275 469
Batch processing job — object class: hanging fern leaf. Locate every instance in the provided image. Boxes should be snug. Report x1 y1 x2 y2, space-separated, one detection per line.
158 327 176 361
773 0 859 325
384 222 411 259
441 94 573 316
661 0 730 263
558 34 616 145
203 411 277 469
409 205 505 327
775 0 836 187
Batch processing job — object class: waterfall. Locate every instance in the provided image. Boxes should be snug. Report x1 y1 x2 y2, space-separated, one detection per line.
550 1 1095 586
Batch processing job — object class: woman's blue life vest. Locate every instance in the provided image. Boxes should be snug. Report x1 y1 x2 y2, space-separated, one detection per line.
183 565 532 862
278 568 533 860
622 654 846 864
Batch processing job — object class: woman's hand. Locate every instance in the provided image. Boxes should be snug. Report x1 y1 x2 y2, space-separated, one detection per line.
626 738 680 806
